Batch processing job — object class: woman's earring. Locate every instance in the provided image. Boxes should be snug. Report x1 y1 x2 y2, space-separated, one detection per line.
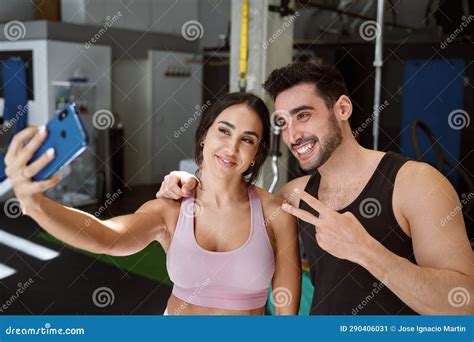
250 161 255 167
200 142 204 147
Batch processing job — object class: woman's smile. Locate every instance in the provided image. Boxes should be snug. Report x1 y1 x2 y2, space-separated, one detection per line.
215 154 237 168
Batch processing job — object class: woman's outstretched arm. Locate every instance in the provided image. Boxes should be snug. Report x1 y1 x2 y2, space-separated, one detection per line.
24 196 168 256
5 126 167 256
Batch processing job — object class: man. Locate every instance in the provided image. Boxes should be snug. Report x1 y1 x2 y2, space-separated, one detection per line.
157 62 473 315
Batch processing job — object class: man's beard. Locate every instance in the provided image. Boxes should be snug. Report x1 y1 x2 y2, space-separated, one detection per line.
300 113 342 173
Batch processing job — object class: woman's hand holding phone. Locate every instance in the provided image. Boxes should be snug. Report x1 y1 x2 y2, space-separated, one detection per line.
4 103 89 214
4 126 61 214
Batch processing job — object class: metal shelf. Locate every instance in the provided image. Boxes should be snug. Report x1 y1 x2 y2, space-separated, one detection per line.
51 81 95 88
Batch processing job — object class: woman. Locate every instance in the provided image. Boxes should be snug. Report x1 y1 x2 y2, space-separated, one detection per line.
5 93 301 315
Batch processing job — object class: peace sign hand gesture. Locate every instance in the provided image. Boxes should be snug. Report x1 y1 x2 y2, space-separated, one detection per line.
282 189 376 264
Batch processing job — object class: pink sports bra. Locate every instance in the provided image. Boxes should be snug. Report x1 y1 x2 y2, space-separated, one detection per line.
166 185 275 311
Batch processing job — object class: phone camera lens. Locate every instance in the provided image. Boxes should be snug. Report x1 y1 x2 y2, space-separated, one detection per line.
59 109 68 121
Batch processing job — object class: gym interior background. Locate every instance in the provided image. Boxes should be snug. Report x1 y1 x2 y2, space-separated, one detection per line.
0 0 472 315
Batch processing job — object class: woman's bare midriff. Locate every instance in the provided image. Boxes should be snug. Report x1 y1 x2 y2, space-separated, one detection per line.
166 294 265 315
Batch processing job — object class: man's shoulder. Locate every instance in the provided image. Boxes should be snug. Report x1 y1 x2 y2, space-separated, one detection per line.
394 159 455 211
396 159 447 187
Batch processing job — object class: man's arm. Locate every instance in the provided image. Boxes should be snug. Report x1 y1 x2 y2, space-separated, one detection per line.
359 162 473 314
156 171 199 199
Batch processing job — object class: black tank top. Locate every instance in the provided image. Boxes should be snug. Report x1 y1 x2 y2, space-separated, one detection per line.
298 152 418 315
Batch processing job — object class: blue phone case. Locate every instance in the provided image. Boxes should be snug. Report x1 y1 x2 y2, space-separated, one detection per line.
30 103 89 181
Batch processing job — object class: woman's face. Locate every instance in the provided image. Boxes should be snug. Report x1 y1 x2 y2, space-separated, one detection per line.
200 104 263 180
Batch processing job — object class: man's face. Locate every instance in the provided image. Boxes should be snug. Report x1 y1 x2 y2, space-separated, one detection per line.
274 82 342 173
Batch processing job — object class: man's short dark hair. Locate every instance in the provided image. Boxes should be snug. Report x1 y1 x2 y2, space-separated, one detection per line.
263 62 349 109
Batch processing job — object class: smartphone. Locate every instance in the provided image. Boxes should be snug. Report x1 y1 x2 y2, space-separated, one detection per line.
30 103 89 181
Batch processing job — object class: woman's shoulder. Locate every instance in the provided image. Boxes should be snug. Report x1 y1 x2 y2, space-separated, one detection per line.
137 197 180 213
136 197 181 224
252 185 297 235
253 185 285 210
253 186 293 221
